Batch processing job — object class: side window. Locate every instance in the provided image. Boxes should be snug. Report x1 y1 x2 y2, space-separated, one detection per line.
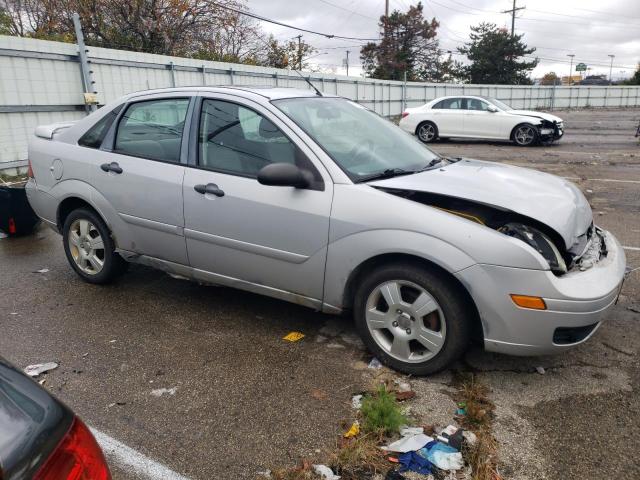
78 105 122 149
437 98 463 110
114 98 189 163
432 100 445 109
198 99 323 189
467 99 489 111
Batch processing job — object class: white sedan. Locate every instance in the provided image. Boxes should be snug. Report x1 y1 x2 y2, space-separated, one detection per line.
399 95 564 146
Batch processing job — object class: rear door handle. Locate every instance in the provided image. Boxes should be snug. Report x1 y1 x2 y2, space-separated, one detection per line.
100 162 123 174
194 183 225 197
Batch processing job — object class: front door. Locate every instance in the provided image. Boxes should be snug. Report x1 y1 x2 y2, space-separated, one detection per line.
183 97 333 303
464 98 505 138
431 97 465 137
90 96 191 264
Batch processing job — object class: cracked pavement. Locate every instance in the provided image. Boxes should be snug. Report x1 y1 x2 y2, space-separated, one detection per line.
0 108 638 479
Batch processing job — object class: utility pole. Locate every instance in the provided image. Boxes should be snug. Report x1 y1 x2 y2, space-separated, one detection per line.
502 0 525 37
345 50 350 76
72 13 97 113
567 54 575 85
608 54 615 85
296 35 303 70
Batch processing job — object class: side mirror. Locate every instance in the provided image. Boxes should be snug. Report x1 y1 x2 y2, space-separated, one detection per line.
257 163 311 188
487 105 499 113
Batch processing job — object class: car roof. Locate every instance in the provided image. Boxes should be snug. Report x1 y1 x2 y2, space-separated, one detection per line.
126 86 334 101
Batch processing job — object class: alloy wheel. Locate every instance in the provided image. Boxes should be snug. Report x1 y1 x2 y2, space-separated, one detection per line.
418 124 436 142
365 280 446 363
67 219 105 275
515 125 536 145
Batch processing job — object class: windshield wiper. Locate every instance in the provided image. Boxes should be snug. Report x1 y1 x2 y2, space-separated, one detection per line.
356 168 415 183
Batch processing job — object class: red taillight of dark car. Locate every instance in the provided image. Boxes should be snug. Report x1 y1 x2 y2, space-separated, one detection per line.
34 417 111 480
401 112 409 118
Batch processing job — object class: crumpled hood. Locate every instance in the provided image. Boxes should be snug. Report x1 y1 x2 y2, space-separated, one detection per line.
507 110 563 123
369 159 592 249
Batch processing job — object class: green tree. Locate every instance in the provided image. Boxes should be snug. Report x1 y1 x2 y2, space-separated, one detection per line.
258 35 316 70
458 23 538 84
360 2 446 81
0 7 11 35
623 64 640 85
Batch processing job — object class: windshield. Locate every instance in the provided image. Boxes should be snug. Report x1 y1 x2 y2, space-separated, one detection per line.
487 98 513 111
272 97 441 181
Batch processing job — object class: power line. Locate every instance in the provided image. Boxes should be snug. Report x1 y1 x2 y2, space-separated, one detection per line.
316 0 379 21
211 2 381 41
502 0 526 37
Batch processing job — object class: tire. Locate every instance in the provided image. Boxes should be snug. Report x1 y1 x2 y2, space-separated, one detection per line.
353 263 472 375
416 121 438 144
62 208 127 284
512 123 539 146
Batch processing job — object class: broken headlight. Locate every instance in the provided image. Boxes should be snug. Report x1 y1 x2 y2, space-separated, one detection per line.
499 223 567 274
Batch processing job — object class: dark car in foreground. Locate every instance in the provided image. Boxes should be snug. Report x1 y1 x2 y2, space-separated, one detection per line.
0 357 111 479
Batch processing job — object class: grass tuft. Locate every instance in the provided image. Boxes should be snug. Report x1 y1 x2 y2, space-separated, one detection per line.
330 432 389 480
360 384 408 435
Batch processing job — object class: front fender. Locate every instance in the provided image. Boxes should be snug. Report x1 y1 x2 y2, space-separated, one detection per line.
322 229 476 310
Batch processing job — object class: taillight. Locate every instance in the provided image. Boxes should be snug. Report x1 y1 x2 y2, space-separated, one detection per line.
27 159 34 179
8 218 16 235
401 112 409 118
34 417 111 480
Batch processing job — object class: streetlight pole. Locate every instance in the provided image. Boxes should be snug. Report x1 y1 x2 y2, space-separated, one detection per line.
567 54 575 85
608 54 615 85
346 50 350 77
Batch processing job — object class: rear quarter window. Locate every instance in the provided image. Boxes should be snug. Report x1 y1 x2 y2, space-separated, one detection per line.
78 105 122 149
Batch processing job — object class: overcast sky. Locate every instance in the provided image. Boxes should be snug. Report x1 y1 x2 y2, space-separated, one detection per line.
246 0 640 80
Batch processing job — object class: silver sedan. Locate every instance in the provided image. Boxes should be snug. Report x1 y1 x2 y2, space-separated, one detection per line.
26 87 626 375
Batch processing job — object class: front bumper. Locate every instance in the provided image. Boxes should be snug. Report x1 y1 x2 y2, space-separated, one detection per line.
456 229 626 356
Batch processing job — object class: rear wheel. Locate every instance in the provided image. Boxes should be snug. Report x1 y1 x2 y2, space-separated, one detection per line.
512 123 538 146
416 122 438 143
353 263 472 375
62 208 126 284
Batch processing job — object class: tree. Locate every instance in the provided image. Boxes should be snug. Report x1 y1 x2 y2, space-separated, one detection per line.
623 64 640 85
258 36 316 70
0 6 11 35
540 72 560 86
0 0 268 60
360 2 447 82
458 23 538 84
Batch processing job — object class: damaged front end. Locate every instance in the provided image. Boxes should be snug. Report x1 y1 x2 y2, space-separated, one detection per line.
537 119 564 143
376 188 606 276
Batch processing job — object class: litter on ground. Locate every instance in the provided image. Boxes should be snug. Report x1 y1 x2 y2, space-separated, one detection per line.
33 268 49 273
536 366 546 375
150 387 177 397
382 433 433 453
351 394 363 409
283 331 305 342
344 421 360 438
24 362 58 377
313 464 340 479
368 357 383 369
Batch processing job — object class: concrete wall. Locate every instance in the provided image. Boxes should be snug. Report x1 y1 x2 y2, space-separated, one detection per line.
2 35 639 165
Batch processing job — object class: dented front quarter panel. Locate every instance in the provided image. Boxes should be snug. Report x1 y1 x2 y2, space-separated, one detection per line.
323 183 549 309
369 158 592 249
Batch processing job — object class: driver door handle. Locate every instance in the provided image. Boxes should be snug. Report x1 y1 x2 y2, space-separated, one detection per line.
194 183 225 197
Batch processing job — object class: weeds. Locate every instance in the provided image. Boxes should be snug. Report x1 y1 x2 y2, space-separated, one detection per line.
360 384 407 435
330 432 388 480
454 372 501 480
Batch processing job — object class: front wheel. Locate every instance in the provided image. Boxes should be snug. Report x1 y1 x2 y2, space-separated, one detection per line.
353 263 472 375
62 208 126 284
512 123 539 146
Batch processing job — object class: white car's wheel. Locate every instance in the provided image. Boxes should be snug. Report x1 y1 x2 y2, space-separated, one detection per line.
416 122 438 143
512 123 539 147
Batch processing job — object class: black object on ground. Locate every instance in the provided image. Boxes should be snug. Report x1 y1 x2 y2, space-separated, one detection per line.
0 182 39 236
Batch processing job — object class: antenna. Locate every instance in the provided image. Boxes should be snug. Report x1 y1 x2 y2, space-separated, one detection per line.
294 70 323 96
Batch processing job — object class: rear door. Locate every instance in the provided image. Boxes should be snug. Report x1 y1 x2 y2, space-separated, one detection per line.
182 95 333 303
430 98 465 137
89 95 193 264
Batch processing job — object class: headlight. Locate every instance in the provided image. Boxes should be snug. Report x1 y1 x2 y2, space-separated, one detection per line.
499 223 567 274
